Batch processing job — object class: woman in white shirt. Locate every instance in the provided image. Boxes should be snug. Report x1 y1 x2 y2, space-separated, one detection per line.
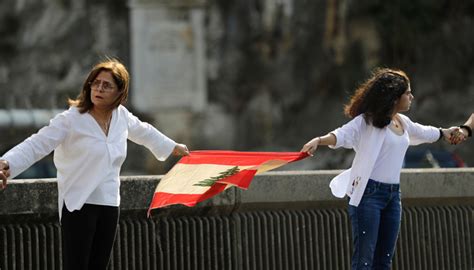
0 58 189 270
301 69 455 270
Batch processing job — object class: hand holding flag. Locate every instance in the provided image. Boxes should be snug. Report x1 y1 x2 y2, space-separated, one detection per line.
172 143 190 156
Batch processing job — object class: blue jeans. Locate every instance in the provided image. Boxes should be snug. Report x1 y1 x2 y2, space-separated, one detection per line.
348 179 401 270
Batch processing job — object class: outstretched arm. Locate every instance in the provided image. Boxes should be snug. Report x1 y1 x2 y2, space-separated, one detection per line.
302 115 364 155
300 133 337 156
460 113 474 134
126 108 189 160
465 113 474 128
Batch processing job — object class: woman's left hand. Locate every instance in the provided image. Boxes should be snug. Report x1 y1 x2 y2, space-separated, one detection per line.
172 144 190 156
300 137 321 156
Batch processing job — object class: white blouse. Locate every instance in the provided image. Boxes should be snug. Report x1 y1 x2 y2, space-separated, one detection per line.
1 105 176 218
329 113 440 206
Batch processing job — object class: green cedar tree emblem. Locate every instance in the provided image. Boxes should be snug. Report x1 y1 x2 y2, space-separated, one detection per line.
193 166 240 187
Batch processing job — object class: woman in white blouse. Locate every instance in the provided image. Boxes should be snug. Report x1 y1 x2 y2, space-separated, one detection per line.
301 69 455 270
0 58 189 270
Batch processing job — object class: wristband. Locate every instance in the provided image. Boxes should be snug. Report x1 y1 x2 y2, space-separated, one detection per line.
438 128 443 141
460 125 472 137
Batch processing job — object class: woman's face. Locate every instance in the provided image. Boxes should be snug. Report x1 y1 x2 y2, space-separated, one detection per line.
90 71 120 109
394 85 414 113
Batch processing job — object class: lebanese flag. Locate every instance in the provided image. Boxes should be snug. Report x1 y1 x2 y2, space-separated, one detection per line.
148 151 308 215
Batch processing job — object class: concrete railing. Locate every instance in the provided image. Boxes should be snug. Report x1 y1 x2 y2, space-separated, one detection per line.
1 169 473 269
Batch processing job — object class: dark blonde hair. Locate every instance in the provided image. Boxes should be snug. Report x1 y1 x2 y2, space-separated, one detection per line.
69 58 129 113
344 68 410 128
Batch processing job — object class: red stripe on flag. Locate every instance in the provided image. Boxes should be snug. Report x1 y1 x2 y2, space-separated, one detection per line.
148 183 227 216
178 151 308 165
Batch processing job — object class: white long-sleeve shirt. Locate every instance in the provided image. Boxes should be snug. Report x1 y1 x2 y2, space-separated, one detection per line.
329 113 440 206
2 105 176 218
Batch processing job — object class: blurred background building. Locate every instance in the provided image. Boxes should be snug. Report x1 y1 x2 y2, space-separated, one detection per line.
0 0 472 178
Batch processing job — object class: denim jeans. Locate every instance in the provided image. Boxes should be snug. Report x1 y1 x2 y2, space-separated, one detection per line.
348 179 402 270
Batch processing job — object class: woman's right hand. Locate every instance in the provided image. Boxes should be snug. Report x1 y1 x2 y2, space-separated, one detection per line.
172 144 190 156
0 160 10 190
300 137 321 156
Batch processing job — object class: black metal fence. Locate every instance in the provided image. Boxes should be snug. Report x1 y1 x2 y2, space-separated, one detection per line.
1 205 472 270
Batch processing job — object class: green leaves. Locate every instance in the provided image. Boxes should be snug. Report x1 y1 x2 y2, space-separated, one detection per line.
193 166 241 187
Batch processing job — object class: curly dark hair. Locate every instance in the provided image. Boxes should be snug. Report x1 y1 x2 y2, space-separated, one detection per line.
344 68 410 128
